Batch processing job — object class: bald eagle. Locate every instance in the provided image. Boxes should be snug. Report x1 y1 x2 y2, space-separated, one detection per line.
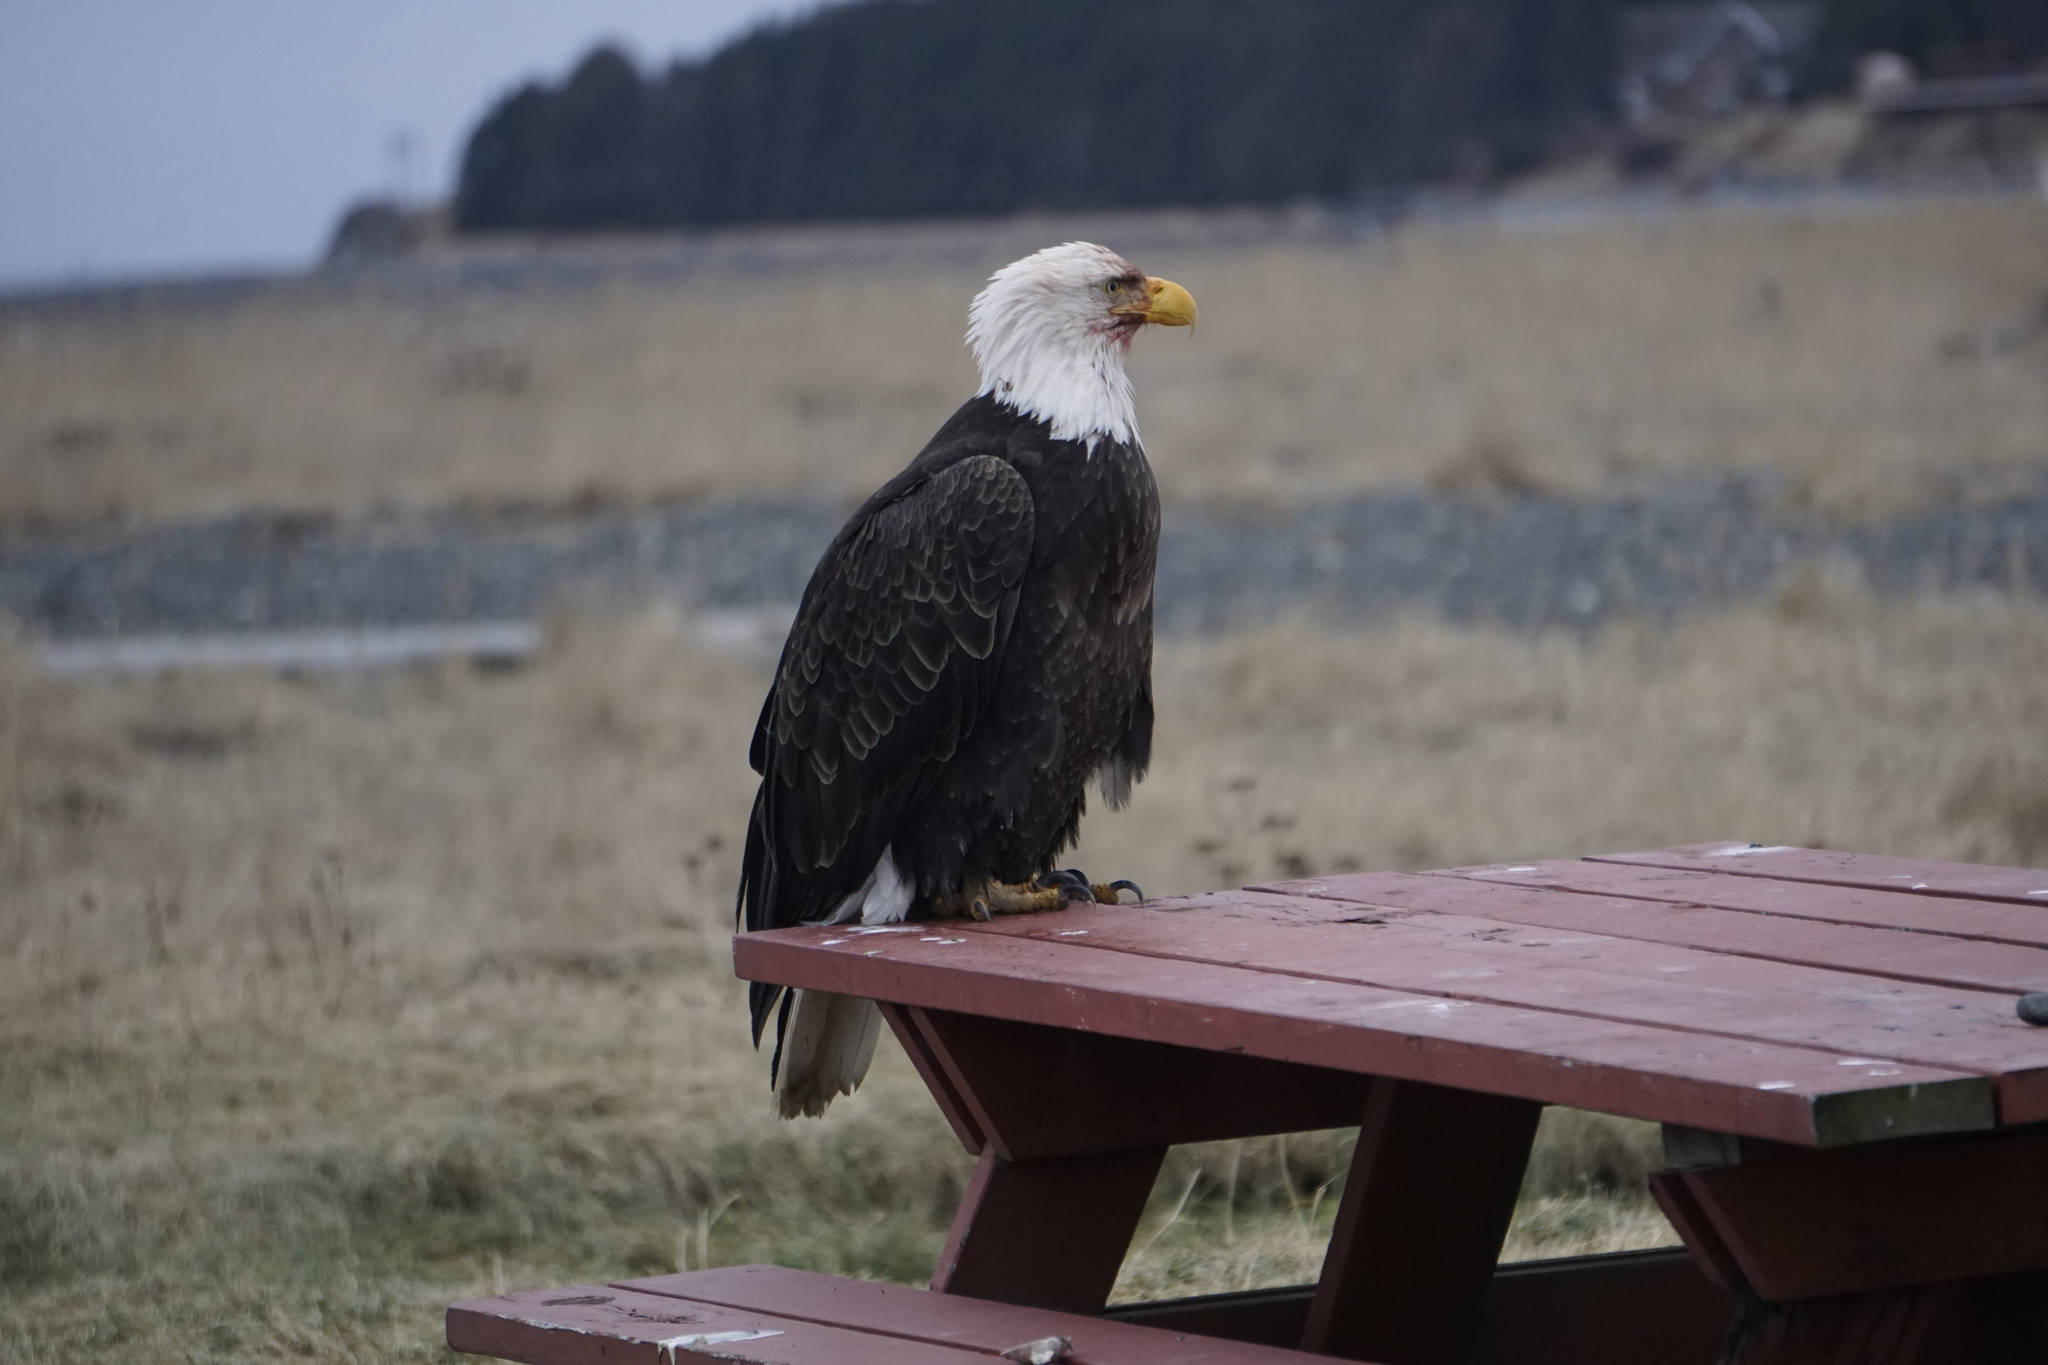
737 242 1197 1118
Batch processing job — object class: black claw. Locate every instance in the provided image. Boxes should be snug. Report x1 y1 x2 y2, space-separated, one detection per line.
1032 869 1142 905
1030 868 1095 906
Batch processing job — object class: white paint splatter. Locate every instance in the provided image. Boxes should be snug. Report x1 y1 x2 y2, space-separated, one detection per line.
660 1331 784 1362
1757 1080 1797 1091
1707 844 1796 858
920 937 965 945
1362 998 1472 1014
1057 929 1090 937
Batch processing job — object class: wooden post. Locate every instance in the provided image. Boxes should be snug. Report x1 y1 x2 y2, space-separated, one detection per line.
931 1146 1168 1313
884 1005 1373 1317
1302 1079 1541 1364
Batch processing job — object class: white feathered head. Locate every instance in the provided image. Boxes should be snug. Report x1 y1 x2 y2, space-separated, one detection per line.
966 241 1196 448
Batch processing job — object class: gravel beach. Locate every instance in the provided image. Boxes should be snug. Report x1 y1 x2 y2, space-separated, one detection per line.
6 474 2045 646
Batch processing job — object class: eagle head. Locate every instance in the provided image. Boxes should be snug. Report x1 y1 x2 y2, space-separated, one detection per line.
967 241 1196 449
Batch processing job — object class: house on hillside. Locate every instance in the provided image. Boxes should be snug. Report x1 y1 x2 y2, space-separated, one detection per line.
1620 2 1823 125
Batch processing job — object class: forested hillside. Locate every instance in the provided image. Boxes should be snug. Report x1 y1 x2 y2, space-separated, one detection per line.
454 0 1616 230
453 0 2048 232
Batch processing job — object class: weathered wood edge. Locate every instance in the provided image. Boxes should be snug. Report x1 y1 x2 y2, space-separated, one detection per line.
917 886 2037 1097
446 1284 987 1364
1423 858 2048 950
1303 867 2048 994
733 928 1998 1146
616 1263 1333 1363
1809 1076 2000 1146
1590 844 2048 908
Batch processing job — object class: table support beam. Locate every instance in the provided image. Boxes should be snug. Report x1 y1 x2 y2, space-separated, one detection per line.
1656 1124 2048 1302
930 1145 1166 1314
885 1005 1374 1161
1108 1248 1728 1363
1302 1079 1542 1365
1719 1272 2048 1364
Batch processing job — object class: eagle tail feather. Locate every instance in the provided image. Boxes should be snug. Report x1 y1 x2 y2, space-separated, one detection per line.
774 989 883 1119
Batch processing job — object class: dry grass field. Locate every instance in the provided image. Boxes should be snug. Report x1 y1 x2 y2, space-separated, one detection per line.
3 196 2046 532
4 197 2048 1359
6 569 2048 1360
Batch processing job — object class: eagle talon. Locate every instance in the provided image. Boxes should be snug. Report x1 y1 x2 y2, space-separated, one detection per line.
969 899 994 923
1033 868 1142 905
1034 868 1095 904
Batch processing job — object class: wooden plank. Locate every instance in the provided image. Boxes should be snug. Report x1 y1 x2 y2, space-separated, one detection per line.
1104 1250 1728 1365
461 1259 1725 1365
1722 1286 1952 1365
1722 1274 2048 1364
908 1007 1374 1160
1674 1124 2048 1302
627 1264 1335 1364
952 893 2048 1128
1646 1174 1741 1293
879 1004 987 1155
1592 843 2048 908
734 924 1990 1145
447 1285 983 1364
1106 1285 1313 1347
1261 868 2048 995
1301 1079 1540 1364
1481 1248 1726 1365
930 1147 1166 1314
1427 858 2048 949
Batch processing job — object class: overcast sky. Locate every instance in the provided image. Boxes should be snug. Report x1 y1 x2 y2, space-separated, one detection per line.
0 1 817 291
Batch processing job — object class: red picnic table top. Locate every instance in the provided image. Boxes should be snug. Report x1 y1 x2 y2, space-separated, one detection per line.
452 844 2048 1365
738 841 2048 1149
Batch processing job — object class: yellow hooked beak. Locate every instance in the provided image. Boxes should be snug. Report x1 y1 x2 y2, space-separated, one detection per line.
1112 276 1198 329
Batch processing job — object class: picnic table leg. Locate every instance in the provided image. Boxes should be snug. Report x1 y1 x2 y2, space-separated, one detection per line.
1651 1128 2048 1364
881 1003 1373 1320
931 1145 1169 1313
1302 1078 1542 1365
1716 1274 2048 1364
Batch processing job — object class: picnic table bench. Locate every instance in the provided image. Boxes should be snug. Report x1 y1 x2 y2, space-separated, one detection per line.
450 843 2048 1364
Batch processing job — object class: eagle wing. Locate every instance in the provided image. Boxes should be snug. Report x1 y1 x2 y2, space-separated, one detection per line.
739 453 1034 1032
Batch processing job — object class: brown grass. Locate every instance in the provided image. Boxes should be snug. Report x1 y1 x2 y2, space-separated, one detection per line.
4 197 2045 531
6 569 2048 1359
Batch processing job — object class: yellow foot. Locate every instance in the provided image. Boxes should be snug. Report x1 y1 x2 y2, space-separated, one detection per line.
936 870 1145 922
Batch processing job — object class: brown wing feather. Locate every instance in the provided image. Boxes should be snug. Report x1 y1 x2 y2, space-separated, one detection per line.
739 454 1033 1038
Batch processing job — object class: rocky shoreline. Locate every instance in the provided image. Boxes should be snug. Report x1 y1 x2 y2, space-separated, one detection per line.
6 474 2045 650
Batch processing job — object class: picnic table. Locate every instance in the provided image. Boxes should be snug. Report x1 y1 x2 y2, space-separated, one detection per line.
450 843 2048 1364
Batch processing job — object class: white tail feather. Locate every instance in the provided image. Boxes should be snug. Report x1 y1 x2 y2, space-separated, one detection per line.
774 989 883 1119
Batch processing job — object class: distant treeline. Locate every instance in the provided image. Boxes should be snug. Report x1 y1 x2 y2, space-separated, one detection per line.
453 0 2048 232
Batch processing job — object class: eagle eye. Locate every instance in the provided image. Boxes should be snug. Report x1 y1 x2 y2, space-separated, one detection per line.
1103 279 1123 296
